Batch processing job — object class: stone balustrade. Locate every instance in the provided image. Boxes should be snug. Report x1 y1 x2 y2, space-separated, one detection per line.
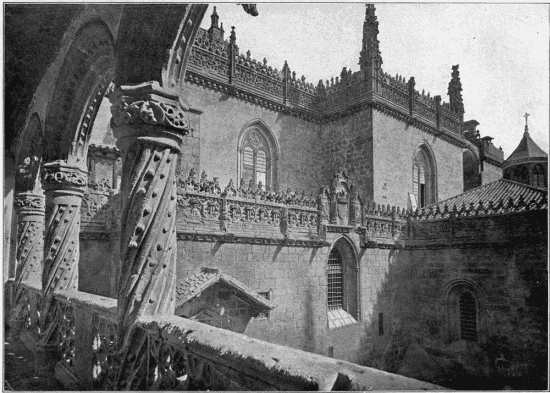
11 281 444 390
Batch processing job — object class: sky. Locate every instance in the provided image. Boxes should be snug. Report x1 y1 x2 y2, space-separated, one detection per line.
200 3 549 158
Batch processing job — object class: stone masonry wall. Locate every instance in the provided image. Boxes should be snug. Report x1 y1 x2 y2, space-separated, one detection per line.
318 108 374 200
481 161 503 185
363 210 548 389
175 230 398 365
181 82 322 194
372 111 464 207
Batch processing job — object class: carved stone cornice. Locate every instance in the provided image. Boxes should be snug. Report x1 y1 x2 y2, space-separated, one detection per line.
110 82 191 152
42 161 87 195
176 231 329 247
14 192 45 215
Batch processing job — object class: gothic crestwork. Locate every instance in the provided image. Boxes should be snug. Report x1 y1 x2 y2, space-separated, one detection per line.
40 161 87 341
110 82 190 388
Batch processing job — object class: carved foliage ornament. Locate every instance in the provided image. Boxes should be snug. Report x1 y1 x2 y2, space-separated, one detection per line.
14 194 45 211
43 169 87 187
111 96 190 132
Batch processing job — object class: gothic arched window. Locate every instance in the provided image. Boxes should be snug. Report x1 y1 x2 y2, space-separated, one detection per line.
239 127 275 190
327 238 358 329
413 146 436 208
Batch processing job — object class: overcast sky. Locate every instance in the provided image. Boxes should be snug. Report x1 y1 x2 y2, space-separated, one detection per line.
200 3 549 158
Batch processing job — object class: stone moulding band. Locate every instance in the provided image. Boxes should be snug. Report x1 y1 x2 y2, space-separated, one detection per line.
176 231 329 247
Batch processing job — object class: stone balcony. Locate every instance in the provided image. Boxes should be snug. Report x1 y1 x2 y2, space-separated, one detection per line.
6 280 443 391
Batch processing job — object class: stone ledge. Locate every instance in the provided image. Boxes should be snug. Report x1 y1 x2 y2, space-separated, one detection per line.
53 289 117 318
140 313 446 391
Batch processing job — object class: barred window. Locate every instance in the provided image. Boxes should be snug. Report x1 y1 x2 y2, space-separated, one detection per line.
459 292 478 341
327 248 343 310
327 241 357 330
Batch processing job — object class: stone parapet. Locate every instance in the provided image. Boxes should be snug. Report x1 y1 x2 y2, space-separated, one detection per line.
185 27 464 142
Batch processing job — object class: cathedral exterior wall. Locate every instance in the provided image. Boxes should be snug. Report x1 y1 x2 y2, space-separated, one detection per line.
318 109 374 200
372 111 464 207
174 232 398 365
182 83 321 194
481 162 503 185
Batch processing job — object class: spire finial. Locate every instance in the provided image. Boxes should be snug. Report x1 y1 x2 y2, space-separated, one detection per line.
448 65 464 118
210 5 219 28
359 4 383 72
524 112 530 133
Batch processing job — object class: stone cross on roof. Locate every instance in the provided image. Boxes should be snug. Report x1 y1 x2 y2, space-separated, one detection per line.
524 112 530 132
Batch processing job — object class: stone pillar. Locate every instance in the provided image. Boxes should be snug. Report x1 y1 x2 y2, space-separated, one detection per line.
40 161 87 334
110 82 189 388
13 192 45 289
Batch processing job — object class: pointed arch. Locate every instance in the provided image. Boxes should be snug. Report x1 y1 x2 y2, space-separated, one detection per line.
327 236 359 328
237 119 280 191
412 142 437 207
43 19 115 166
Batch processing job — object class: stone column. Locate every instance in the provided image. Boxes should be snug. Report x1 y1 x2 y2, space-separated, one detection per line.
110 82 189 389
13 192 45 289
40 161 87 336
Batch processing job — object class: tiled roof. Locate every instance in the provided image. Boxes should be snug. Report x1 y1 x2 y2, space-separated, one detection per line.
176 268 275 311
426 179 547 212
504 131 548 167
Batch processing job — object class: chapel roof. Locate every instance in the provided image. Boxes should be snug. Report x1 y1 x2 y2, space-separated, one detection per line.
504 130 548 168
176 268 275 311
425 178 547 212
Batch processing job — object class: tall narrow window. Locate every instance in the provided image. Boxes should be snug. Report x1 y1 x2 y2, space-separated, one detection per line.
459 292 478 341
239 127 275 189
327 239 358 329
413 146 436 208
327 248 343 310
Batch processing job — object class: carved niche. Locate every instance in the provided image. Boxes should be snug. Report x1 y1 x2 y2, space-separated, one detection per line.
329 168 352 225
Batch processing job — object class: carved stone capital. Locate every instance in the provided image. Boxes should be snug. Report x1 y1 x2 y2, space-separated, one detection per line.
42 161 87 196
14 192 45 216
110 82 190 153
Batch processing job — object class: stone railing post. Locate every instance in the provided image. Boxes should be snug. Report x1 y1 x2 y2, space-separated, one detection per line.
110 81 189 389
38 160 87 370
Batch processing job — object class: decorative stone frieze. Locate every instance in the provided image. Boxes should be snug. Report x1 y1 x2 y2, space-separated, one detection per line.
176 231 328 247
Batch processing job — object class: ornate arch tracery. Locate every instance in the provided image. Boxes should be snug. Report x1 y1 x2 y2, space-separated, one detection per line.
237 120 280 191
